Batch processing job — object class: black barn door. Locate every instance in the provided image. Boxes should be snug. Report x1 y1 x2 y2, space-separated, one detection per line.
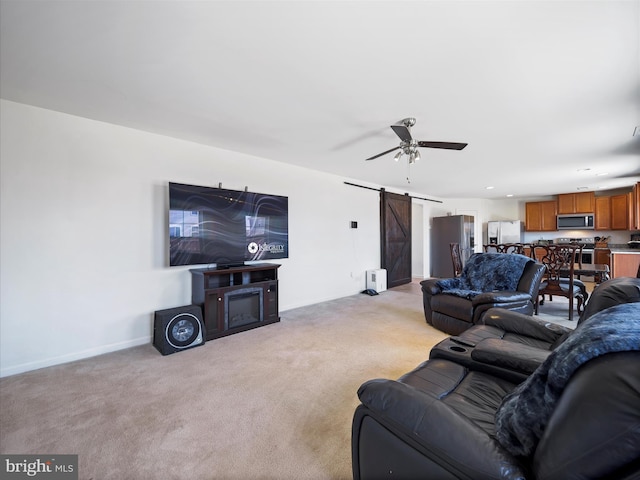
380 189 412 288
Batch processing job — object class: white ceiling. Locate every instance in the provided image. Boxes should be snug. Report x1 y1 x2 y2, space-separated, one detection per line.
1 0 639 200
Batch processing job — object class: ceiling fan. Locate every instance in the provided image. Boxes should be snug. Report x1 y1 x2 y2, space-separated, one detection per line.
365 117 468 163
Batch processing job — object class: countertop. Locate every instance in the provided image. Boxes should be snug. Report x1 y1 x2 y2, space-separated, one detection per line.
609 248 640 255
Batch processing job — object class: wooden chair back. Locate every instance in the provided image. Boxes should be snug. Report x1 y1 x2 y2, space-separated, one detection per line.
534 244 585 321
450 243 463 278
483 243 529 255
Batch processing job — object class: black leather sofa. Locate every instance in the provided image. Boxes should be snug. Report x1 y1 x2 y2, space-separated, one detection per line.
421 253 545 335
352 279 640 479
429 277 640 383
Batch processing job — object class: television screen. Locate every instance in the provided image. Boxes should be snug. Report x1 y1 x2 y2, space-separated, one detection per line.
169 182 289 267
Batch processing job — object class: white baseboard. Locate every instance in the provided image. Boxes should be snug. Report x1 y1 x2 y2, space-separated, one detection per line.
0 336 151 378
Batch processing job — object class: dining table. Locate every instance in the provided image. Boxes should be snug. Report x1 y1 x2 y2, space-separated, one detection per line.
561 263 610 284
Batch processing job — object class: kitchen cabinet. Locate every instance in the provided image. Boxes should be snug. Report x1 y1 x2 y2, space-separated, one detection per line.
595 196 611 230
525 201 557 231
628 191 635 230
610 252 640 278
557 192 595 214
633 182 640 230
594 248 610 266
595 194 631 231
610 194 629 230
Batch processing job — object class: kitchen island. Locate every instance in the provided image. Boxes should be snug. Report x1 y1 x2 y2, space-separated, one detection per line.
609 248 640 278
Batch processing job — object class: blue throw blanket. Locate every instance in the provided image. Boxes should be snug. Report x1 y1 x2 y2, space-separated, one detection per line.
495 303 640 457
437 253 532 299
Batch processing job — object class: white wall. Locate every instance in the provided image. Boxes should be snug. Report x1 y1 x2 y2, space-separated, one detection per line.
0 100 382 376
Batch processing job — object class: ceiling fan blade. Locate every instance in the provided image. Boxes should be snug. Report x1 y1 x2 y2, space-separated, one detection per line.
365 146 401 161
417 141 468 150
390 124 413 143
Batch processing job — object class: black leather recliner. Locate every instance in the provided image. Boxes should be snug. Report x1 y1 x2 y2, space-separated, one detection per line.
421 253 545 335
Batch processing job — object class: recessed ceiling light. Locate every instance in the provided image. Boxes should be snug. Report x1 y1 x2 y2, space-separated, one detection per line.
485 186 495 190
506 194 513 197
596 172 609 176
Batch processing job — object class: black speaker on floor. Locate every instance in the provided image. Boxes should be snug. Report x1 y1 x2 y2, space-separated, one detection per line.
153 305 205 355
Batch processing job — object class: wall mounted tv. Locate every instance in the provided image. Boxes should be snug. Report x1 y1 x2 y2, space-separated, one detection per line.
169 182 289 267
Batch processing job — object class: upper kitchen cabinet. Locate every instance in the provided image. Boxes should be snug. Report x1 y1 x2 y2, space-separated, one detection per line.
596 193 632 230
633 182 640 231
595 196 611 230
525 200 557 231
557 191 595 214
611 193 630 230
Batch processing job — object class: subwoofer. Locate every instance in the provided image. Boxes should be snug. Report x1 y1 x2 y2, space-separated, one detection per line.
153 305 205 355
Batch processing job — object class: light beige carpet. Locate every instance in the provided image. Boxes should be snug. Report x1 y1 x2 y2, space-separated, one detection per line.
0 282 448 480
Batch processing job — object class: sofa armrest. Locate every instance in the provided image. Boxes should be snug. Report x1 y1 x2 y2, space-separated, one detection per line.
483 308 572 343
420 278 443 296
356 378 523 478
471 291 531 306
471 338 551 374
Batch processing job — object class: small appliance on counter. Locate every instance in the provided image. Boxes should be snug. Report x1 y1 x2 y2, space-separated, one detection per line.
629 233 640 249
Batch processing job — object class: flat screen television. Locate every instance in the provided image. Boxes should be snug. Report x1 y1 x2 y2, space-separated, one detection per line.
169 182 289 267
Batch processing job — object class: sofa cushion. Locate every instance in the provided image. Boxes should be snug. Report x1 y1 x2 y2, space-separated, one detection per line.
359 359 517 444
495 302 640 457
356 359 525 479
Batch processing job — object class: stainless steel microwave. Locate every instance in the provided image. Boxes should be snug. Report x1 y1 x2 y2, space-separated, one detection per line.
557 214 594 230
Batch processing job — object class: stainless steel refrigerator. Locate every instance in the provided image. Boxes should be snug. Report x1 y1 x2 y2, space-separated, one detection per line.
487 220 523 245
431 215 475 278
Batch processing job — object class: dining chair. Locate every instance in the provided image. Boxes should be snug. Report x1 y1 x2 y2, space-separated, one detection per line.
483 243 526 254
572 243 584 279
509 243 528 255
557 243 589 300
534 244 587 321
449 243 463 277
484 243 506 253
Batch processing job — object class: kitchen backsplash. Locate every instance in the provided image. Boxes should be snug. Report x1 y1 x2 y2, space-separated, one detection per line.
522 230 634 246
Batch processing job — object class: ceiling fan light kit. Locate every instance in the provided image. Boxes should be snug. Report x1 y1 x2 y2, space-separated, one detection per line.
393 139 421 164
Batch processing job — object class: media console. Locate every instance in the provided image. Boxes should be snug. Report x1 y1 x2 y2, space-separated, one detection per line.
191 263 280 340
